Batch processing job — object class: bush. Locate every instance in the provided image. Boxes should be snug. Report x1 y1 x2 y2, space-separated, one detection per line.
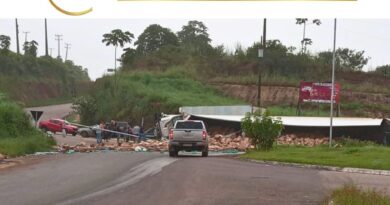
0 93 56 156
241 111 283 150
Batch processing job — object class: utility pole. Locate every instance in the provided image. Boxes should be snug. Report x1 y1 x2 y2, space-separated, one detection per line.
55 34 63 59
257 18 266 108
45 18 49 56
64 43 71 61
15 19 20 54
23 31 30 43
49 48 53 57
329 18 337 148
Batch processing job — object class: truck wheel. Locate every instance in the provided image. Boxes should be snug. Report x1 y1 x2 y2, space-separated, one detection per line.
169 147 178 157
202 150 208 157
80 131 88 138
169 151 175 157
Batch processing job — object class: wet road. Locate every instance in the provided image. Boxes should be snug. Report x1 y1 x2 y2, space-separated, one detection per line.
0 152 389 205
8 104 387 205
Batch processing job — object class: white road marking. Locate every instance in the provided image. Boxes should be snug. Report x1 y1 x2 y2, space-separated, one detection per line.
58 157 178 205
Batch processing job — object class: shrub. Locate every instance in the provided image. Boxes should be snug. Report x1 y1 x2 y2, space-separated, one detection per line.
241 111 284 150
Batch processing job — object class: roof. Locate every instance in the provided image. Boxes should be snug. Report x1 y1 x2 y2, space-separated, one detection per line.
190 114 384 127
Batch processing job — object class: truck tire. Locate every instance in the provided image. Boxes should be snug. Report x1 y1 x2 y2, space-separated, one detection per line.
202 150 208 157
80 131 88 138
169 147 178 157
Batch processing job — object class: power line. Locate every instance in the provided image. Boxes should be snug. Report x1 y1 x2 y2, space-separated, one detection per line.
55 34 63 59
65 43 71 61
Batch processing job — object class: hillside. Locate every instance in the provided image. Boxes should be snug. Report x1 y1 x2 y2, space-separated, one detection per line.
0 51 90 106
72 68 243 125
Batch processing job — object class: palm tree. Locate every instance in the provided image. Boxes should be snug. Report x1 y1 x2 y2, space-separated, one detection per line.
102 29 134 71
296 18 321 53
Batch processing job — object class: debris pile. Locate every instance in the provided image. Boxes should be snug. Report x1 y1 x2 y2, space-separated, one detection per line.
277 134 328 147
209 134 253 151
57 139 169 153
56 133 329 154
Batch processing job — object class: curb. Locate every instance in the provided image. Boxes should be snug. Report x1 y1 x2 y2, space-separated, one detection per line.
242 159 390 176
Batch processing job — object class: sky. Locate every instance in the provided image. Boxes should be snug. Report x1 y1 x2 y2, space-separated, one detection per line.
1 19 390 80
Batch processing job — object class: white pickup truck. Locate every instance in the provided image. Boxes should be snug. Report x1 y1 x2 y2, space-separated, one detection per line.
168 120 208 157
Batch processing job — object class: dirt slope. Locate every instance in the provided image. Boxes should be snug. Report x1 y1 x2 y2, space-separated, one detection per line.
213 83 390 117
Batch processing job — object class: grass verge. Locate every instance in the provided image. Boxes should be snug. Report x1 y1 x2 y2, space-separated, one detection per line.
0 134 55 157
0 93 56 157
241 145 390 170
322 184 390 205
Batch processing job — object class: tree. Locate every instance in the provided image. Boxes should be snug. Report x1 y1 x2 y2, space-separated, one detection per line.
177 20 212 54
336 48 369 71
23 40 39 57
135 24 178 55
241 111 283 151
0 35 11 53
296 18 321 53
375 64 390 78
102 29 134 70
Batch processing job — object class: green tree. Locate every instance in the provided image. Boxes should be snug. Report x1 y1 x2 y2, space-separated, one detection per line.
23 40 39 57
177 20 212 54
375 64 390 78
72 96 97 124
296 18 321 53
0 35 11 53
241 111 283 151
102 29 134 70
135 24 178 55
336 48 369 71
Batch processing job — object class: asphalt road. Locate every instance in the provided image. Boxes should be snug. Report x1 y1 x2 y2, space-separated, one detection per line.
5 104 386 205
0 152 389 205
25 103 73 121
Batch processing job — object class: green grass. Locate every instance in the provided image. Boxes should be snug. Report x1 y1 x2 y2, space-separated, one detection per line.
0 93 56 157
86 68 244 124
322 184 390 205
267 105 330 116
241 145 390 170
0 134 55 157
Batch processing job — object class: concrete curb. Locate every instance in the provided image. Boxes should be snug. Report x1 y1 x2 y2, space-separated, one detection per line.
242 159 390 176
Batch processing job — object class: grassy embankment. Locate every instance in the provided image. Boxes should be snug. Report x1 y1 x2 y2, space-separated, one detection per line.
322 184 390 205
0 52 90 107
80 68 244 125
0 94 55 157
209 74 390 117
242 144 390 170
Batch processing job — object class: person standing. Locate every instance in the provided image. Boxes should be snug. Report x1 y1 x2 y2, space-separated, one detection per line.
61 121 66 138
94 121 103 144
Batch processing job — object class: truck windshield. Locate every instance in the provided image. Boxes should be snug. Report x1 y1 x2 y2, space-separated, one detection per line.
175 121 203 129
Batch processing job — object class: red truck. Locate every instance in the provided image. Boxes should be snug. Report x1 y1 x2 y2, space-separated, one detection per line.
39 118 78 136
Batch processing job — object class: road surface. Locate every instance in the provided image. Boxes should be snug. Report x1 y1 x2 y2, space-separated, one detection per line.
4 104 385 205
0 152 389 205
25 103 73 121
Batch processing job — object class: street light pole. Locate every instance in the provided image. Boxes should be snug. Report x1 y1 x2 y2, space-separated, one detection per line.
329 18 337 148
257 18 267 108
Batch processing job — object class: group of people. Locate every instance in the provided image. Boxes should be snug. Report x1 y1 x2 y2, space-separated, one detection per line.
93 120 145 144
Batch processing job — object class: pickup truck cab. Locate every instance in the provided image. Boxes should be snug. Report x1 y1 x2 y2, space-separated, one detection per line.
39 118 78 136
168 120 208 157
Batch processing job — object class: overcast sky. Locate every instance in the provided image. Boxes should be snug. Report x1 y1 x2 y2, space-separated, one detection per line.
1 19 390 80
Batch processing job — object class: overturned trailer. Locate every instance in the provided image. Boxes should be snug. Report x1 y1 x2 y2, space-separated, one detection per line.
186 112 388 144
